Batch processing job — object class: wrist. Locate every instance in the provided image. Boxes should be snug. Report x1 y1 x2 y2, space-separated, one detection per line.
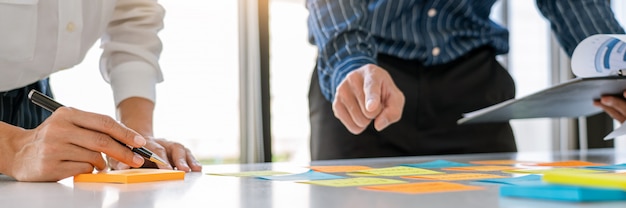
0 123 28 177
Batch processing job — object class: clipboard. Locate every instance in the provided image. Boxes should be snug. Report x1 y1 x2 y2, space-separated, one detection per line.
457 76 626 124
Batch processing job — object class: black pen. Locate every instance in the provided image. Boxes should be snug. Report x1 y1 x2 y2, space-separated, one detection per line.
28 89 168 166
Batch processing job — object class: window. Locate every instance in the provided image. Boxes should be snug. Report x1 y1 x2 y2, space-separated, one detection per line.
269 0 316 162
50 1 241 164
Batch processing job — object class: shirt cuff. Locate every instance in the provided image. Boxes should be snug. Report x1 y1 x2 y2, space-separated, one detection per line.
327 56 377 101
109 61 159 106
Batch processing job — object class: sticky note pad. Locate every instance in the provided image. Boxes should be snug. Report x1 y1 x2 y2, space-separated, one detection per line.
257 170 345 181
543 172 626 190
477 174 543 186
74 169 185 184
442 165 516 172
301 177 406 187
528 160 606 167
403 173 506 181
361 182 484 194
401 160 474 169
469 160 532 165
350 166 442 176
308 165 371 173
586 163 626 170
503 168 604 174
500 184 626 202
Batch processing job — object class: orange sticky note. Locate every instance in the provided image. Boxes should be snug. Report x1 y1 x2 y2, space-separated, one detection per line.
442 166 517 172
528 160 606 167
360 182 484 194
308 165 372 173
469 160 531 165
351 166 443 176
503 168 604 174
74 169 185 184
403 173 506 181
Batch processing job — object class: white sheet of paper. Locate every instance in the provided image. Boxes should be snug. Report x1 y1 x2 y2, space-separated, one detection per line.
604 124 626 140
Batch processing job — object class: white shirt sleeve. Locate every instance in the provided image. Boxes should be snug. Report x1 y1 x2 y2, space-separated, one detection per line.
99 0 165 106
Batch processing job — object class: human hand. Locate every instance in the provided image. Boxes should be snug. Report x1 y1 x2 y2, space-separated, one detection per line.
3 107 147 182
593 91 626 123
108 137 203 172
333 64 405 134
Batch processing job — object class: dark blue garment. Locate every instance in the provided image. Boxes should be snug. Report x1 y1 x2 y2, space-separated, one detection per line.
306 0 625 101
0 79 53 129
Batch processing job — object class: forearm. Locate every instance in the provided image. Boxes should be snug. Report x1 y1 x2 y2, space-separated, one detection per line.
116 97 154 137
536 0 625 56
307 0 377 102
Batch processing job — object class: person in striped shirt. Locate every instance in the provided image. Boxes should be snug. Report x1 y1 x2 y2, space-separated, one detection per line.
306 0 625 160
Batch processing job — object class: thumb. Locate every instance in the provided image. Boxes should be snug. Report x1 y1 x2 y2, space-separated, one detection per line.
363 74 382 117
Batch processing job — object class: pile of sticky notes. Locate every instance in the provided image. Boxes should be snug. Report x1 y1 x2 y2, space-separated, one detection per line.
204 158 626 201
496 162 626 202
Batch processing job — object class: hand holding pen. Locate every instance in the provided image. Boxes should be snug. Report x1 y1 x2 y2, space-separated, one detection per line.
6 90 169 181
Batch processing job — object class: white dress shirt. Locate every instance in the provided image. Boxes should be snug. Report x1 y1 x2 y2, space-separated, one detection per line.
0 0 164 105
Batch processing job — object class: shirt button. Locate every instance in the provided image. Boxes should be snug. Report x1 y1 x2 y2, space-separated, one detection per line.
427 8 437 17
432 47 441 56
66 22 75 32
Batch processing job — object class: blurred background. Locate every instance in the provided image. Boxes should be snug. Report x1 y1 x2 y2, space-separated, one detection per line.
50 0 626 164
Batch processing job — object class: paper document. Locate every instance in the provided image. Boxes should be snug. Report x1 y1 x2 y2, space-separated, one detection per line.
572 34 626 140
458 34 626 139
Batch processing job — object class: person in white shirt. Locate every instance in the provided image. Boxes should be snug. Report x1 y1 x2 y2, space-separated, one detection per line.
0 0 202 182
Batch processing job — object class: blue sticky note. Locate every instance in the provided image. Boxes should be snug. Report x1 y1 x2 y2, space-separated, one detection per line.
257 170 345 181
500 184 626 202
477 174 543 186
401 160 474 169
585 163 626 170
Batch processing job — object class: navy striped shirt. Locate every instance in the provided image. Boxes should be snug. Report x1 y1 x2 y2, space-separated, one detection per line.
307 0 625 101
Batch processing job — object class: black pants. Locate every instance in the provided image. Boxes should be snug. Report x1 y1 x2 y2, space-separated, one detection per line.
309 47 517 160
0 79 53 129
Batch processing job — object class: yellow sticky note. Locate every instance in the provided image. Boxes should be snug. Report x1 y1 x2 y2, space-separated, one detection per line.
403 173 506 181
301 177 406 187
544 172 626 190
73 169 185 184
528 160 606 167
503 168 604 174
443 166 517 172
206 170 290 177
360 182 484 194
309 165 372 173
350 166 442 176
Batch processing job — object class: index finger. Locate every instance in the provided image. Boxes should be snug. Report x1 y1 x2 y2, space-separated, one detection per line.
62 107 147 147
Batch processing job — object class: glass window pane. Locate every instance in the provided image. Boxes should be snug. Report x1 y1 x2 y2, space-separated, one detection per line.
507 0 552 152
269 0 315 162
50 1 241 164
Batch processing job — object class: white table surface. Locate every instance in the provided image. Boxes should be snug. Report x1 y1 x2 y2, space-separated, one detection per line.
3 148 626 208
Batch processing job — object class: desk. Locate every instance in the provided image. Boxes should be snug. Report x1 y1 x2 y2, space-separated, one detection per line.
3 148 626 208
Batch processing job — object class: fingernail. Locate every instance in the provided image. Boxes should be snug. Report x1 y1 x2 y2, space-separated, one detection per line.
133 155 144 166
376 118 389 131
116 162 130 170
602 98 613 105
134 135 147 146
